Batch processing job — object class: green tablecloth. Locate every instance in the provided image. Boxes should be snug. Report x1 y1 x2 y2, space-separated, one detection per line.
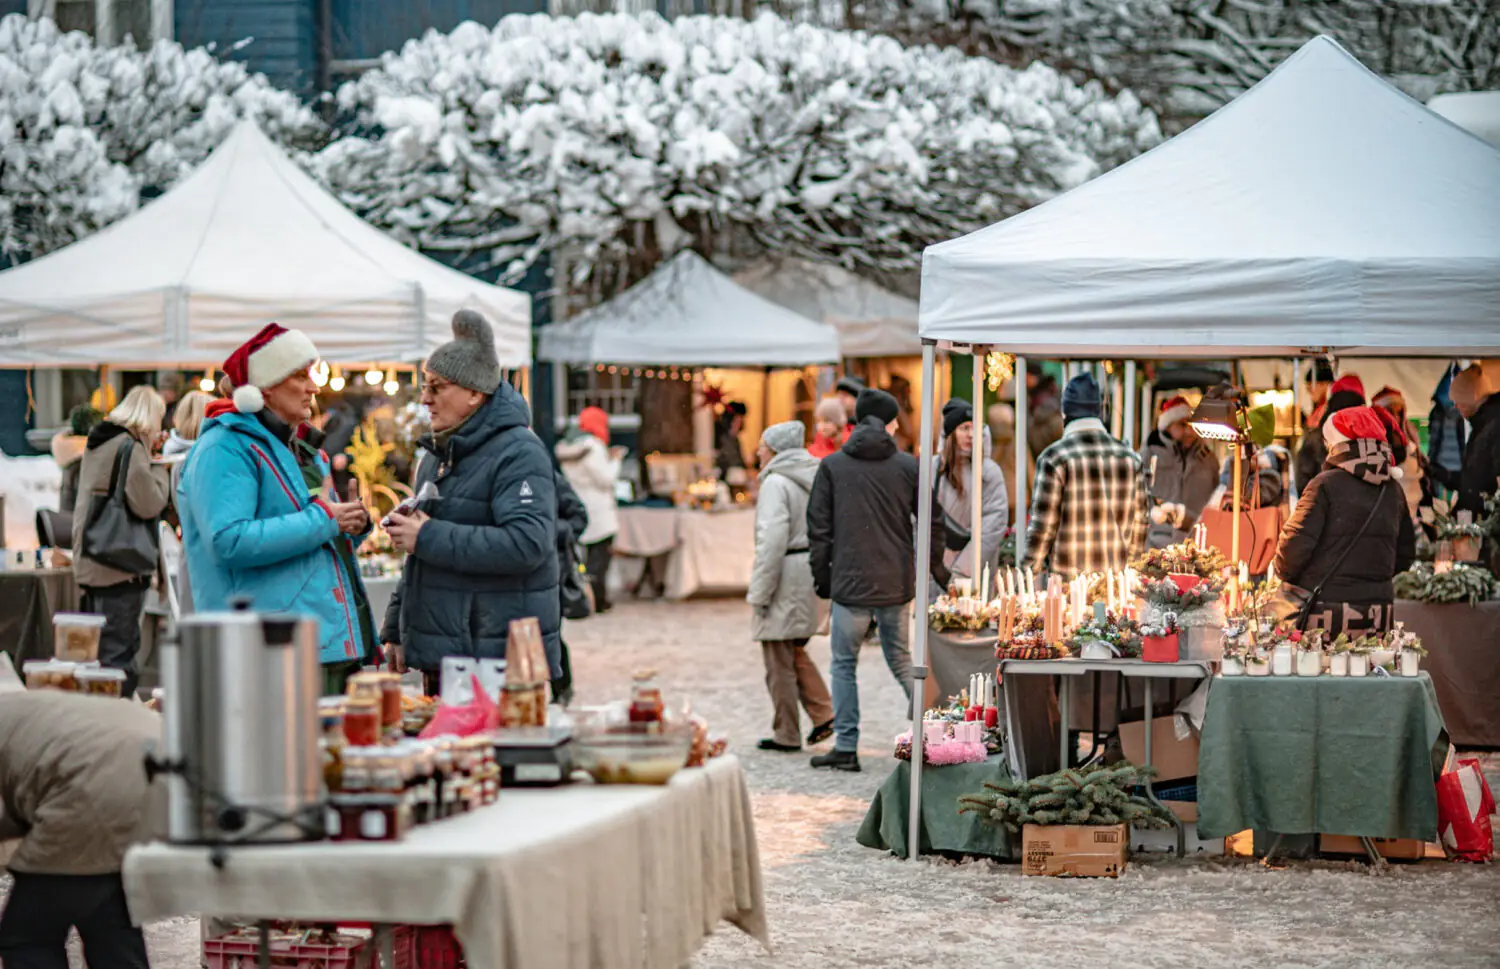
856 756 1014 859
1197 674 1447 841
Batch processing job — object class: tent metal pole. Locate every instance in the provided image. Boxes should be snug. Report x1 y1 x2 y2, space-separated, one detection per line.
971 351 984 581
908 341 938 860
1123 360 1138 448
1014 355 1029 566
1290 358 1303 504
1140 381 1153 449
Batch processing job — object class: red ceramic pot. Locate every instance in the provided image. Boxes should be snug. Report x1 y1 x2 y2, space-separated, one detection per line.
1168 573 1202 595
1143 632 1181 663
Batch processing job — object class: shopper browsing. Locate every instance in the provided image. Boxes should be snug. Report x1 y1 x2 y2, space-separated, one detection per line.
807 388 948 772
1024 373 1148 578
1142 395 1219 549
933 398 1008 585
381 310 560 696
178 324 374 695
748 421 833 753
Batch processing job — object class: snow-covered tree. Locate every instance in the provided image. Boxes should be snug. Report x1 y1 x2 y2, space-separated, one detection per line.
0 14 322 260
752 0 1499 121
316 12 1160 287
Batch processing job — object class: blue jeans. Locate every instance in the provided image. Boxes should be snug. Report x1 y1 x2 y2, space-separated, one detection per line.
829 602 912 753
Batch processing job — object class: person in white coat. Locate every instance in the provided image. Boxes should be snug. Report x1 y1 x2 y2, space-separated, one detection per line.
556 406 624 613
933 399 1009 590
748 421 834 753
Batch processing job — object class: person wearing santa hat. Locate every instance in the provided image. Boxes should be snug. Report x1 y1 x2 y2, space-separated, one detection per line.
1370 386 1424 517
1295 372 1365 494
1276 406 1415 634
177 323 375 693
1141 395 1219 549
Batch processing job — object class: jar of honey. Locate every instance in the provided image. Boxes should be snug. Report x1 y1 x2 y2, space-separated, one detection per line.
343 697 381 747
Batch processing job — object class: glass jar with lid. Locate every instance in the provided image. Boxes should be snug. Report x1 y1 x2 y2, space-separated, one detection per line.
343 697 381 747
629 669 665 728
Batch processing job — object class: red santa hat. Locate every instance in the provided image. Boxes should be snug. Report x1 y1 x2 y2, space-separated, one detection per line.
1323 405 1388 448
1157 395 1193 432
220 323 320 414
1328 374 1365 401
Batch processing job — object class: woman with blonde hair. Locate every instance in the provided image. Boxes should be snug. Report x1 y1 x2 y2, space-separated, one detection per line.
72 385 171 698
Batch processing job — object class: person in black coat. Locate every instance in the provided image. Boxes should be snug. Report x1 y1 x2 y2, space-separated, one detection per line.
806 388 948 772
382 311 559 694
1277 407 1416 635
1428 365 1500 569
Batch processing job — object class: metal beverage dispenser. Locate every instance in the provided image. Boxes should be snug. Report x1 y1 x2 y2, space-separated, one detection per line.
154 599 324 847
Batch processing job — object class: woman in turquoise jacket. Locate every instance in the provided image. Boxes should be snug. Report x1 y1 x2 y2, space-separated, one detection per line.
177 324 374 691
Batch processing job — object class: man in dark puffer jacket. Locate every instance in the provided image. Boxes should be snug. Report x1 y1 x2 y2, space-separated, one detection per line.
807 388 948 772
382 311 559 694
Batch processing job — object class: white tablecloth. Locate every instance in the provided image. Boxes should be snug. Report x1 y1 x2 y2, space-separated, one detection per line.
614 508 757 600
123 756 766 969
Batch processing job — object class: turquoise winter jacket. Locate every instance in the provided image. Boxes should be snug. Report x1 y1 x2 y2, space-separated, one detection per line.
177 408 368 664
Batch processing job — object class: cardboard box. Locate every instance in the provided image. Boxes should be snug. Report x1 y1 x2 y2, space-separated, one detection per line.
1163 800 1197 823
1022 824 1129 877
1319 834 1427 861
1118 716 1199 782
1131 821 1225 856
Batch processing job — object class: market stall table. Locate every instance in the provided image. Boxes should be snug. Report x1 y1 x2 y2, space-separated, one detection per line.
857 756 1013 860
124 756 766 969
613 507 756 600
1394 599 1500 747
1197 674 1447 854
0 567 79 664
998 658 1212 856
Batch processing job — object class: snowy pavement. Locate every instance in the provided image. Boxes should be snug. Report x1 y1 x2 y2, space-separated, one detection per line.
7 598 1498 969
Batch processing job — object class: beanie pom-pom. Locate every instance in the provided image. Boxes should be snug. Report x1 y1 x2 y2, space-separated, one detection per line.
1390 466 1404 480
233 384 265 414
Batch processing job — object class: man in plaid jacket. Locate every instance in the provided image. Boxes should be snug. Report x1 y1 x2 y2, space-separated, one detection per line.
1024 373 1150 578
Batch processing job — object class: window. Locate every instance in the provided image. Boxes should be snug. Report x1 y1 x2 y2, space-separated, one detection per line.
32 0 171 45
565 366 640 427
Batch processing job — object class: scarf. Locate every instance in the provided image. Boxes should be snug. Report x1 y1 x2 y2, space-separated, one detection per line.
1328 438 1394 485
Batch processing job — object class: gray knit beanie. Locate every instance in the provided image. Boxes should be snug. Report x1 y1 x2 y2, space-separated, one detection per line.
426 309 501 394
761 421 805 454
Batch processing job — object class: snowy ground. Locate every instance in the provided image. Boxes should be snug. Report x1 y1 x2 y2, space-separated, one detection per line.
6 599 1498 968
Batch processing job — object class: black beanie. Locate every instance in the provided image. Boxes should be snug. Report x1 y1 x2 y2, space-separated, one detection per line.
1062 373 1103 421
836 376 866 398
855 388 899 425
942 398 972 437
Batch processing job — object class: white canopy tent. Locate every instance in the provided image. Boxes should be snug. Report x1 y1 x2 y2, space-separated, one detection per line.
537 251 839 367
904 37 1500 857
732 257 920 358
0 120 532 367
918 37 1500 359
1428 91 1500 149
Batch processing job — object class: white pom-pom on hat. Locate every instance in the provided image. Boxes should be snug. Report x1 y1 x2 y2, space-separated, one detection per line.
233 384 266 414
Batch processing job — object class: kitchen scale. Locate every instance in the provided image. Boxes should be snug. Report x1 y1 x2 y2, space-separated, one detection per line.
492 725 575 787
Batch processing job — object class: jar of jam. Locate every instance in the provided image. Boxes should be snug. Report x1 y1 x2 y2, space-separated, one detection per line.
432 740 456 820
377 674 403 734
343 697 381 747
347 672 383 704
318 699 346 792
629 669 665 727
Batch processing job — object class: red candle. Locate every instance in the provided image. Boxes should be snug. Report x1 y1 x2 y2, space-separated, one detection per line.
963 706 979 722
984 706 999 728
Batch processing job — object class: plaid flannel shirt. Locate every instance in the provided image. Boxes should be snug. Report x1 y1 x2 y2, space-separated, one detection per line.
1024 419 1149 578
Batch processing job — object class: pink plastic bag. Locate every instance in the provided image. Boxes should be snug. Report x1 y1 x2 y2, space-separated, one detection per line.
418 674 499 738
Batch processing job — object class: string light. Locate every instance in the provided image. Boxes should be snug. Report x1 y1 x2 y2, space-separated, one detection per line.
310 361 330 388
198 368 215 393
329 365 346 393
364 366 384 386
383 368 399 396
984 352 1015 393
588 364 696 381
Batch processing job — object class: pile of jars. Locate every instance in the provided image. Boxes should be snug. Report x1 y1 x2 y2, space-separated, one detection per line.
318 675 500 843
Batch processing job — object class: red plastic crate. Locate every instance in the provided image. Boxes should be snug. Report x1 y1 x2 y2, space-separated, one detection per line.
392 925 465 969
204 931 375 969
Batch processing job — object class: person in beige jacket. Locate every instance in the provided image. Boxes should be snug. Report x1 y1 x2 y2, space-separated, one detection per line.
72 386 171 699
0 691 164 969
748 421 833 753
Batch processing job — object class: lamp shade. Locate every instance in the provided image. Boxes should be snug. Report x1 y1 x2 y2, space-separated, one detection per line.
1188 396 1242 441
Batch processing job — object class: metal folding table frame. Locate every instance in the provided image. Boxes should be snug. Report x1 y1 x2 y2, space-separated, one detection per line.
998 657 1212 857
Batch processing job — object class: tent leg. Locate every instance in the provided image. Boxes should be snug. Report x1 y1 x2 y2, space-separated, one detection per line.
971 351 984 580
908 342 938 861
1014 355 1028 566
1290 358 1303 504
1123 360 1137 448
1232 442 1243 566
1140 381 1153 451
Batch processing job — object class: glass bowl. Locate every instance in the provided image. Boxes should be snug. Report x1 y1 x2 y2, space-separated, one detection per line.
572 710 693 786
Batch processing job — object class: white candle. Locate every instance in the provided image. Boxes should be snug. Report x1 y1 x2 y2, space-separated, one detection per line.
981 565 991 602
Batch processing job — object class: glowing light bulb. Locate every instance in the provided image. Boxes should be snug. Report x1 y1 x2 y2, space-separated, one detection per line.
364 368 383 386
330 375 346 392
384 380 399 395
310 361 330 388
198 377 214 392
